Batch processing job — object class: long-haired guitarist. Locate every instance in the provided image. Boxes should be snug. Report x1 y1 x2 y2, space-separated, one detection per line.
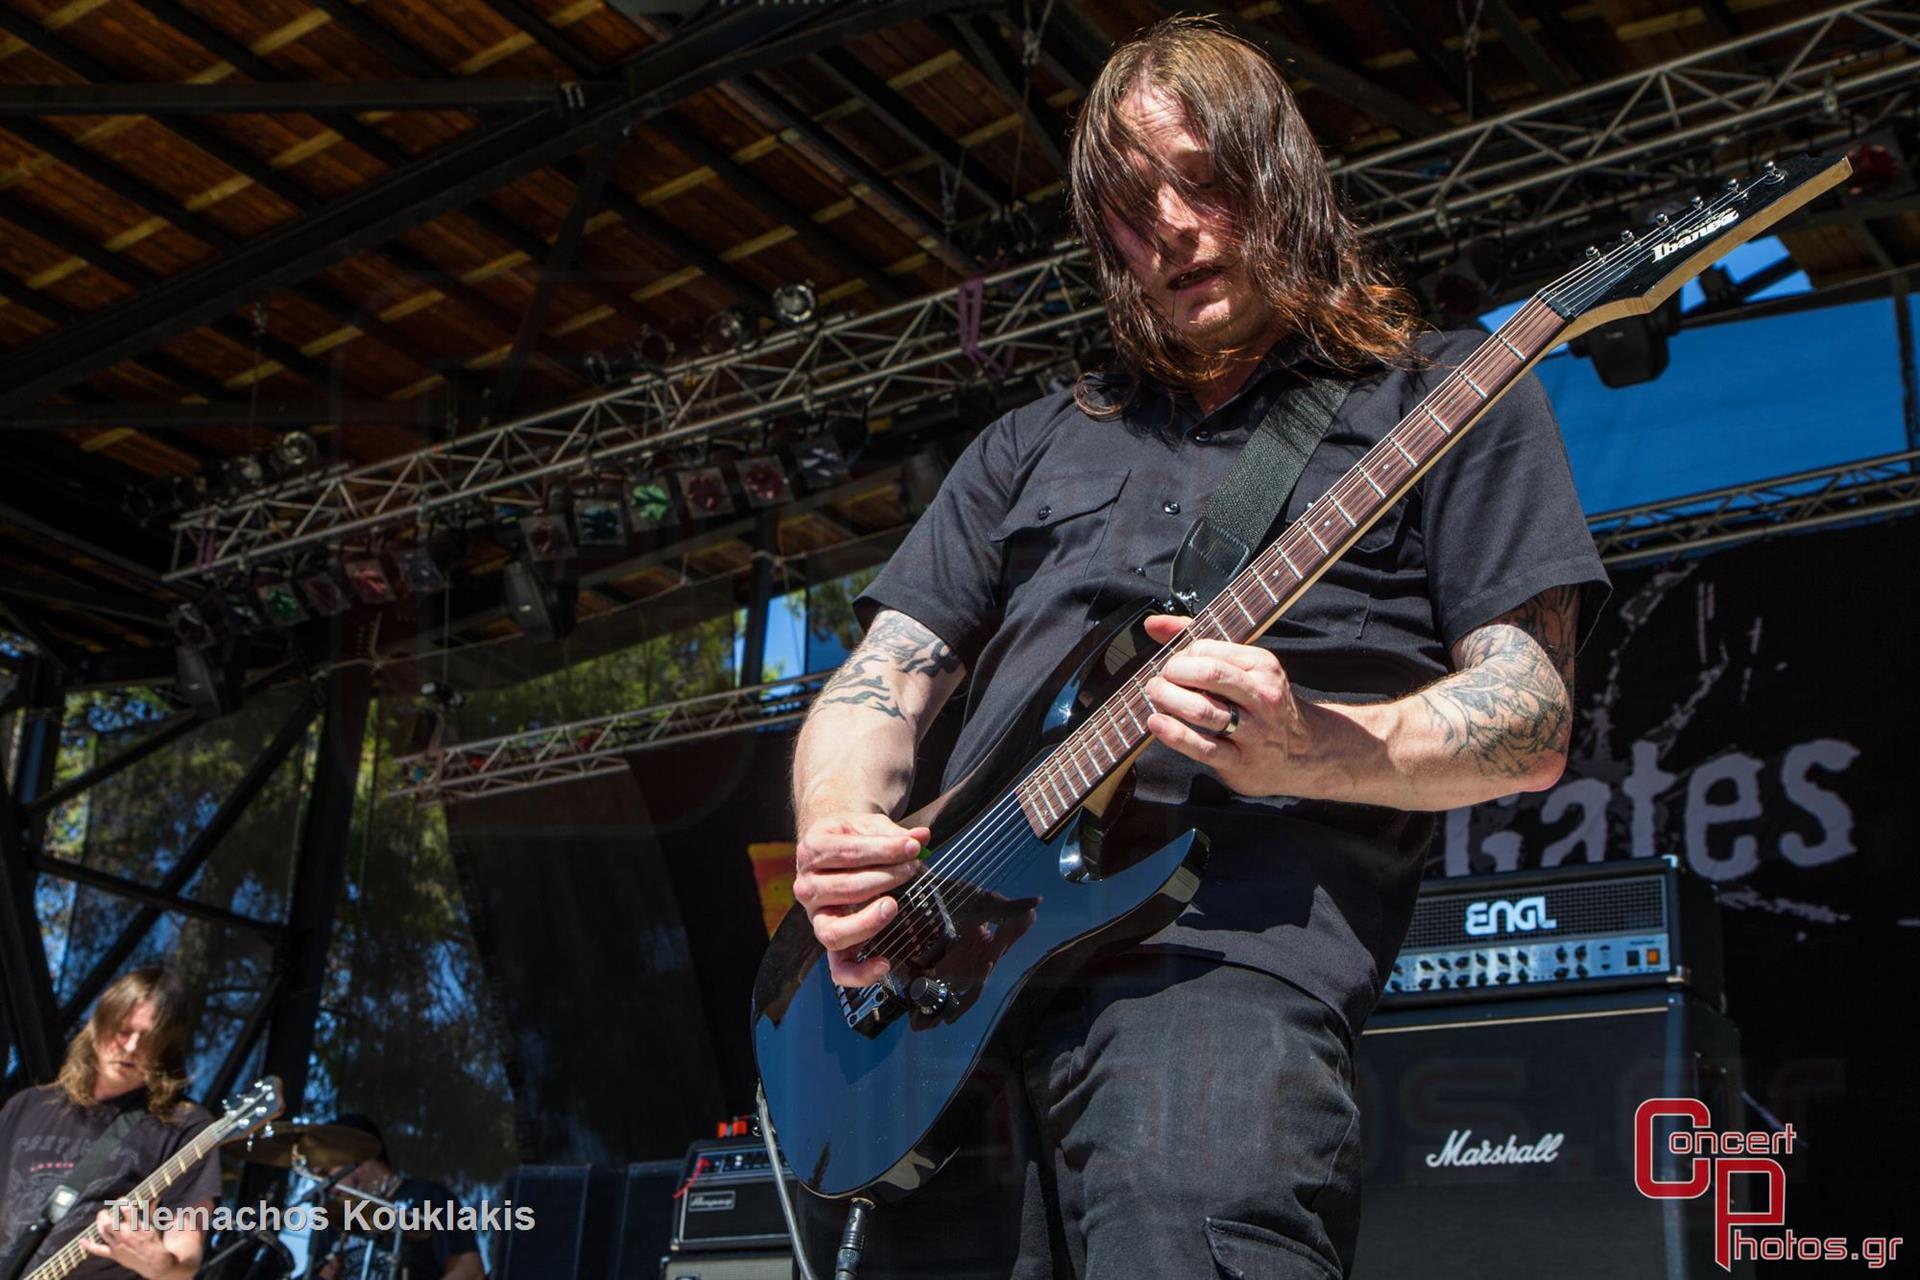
787 15 1609 1279
0 968 220 1279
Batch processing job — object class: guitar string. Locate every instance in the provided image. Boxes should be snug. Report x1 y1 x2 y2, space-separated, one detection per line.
844 179 1759 983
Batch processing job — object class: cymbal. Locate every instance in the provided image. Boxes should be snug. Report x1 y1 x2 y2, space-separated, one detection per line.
220 1122 380 1169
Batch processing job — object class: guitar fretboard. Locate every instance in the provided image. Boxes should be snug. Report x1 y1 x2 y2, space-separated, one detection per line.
1011 298 1570 835
28 1111 240 1280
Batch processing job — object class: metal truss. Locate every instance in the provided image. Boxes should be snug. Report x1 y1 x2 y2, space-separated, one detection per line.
1336 0 1920 241
395 448 1920 807
168 0 1920 585
390 670 833 805
1590 448 1920 567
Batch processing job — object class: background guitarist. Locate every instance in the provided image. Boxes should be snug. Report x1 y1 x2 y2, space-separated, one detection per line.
787 15 1609 1280
0 967 219 1279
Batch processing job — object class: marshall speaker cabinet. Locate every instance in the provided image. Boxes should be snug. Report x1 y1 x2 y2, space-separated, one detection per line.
1352 859 1753 1278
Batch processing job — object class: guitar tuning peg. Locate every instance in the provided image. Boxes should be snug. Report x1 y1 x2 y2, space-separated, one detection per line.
1586 245 1601 259
1725 177 1741 192
1620 229 1635 241
1655 212 1671 226
1691 194 1705 209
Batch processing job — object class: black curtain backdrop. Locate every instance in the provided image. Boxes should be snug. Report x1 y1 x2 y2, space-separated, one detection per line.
1440 514 1920 1254
446 770 730 1163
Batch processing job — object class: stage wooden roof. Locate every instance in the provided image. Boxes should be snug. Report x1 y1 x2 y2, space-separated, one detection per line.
0 0 1913 678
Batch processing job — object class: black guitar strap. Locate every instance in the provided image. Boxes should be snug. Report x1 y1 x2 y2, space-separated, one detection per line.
1168 373 1353 610
1 1107 142 1280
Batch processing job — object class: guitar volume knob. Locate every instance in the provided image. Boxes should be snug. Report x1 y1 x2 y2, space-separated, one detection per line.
908 976 953 1016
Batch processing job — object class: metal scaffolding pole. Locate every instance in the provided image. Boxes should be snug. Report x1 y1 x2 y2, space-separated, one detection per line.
0 657 63 1080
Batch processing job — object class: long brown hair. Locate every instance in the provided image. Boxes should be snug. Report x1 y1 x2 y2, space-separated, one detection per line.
54 966 194 1119
1069 15 1423 414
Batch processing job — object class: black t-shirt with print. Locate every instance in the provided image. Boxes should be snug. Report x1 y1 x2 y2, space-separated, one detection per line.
855 329 1610 1035
0 1085 222 1279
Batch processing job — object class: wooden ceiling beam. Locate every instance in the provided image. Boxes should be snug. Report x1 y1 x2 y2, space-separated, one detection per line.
941 14 1071 183
291 0 661 331
814 48 1001 211
0 1 959 416
129 0 582 360
647 112 906 303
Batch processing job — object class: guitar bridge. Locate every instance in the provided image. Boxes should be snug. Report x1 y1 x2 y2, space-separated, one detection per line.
837 882 965 1036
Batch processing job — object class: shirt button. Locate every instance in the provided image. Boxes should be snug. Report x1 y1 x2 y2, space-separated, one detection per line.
1192 429 1212 443
1162 500 1181 515
1037 504 1052 520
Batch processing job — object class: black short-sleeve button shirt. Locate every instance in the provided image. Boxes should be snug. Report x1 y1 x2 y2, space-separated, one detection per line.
856 328 1609 1033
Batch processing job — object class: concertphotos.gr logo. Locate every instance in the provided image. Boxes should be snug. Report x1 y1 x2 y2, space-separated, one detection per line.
1634 1099 1904 1271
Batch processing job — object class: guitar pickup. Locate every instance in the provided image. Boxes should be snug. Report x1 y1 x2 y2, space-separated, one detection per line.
905 881 960 968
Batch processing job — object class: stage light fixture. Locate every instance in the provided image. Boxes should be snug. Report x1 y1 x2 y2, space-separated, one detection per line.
678 466 736 518
345 556 399 604
169 602 218 650
628 474 676 529
520 513 576 562
771 282 817 327
1844 130 1915 200
222 589 268 635
274 431 319 471
256 581 308 627
1698 265 1738 308
393 546 448 594
301 571 352 616
792 439 849 491
175 643 242 719
224 453 270 492
1569 293 1682 389
572 494 629 548
736 456 792 507
1427 239 1503 318
502 559 577 643
703 308 755 353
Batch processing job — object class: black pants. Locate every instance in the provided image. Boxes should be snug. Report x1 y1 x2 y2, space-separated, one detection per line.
795 953 1364 1279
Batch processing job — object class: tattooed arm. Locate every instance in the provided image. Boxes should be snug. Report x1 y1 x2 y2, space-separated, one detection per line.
1142 586 1577 810
791 609 967 985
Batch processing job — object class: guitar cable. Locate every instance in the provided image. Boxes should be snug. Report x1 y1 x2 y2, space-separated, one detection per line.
755 1081 823 1280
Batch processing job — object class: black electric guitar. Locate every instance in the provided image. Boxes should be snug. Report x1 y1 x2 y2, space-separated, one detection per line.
752 155 1849 1201
7 1077 283 1280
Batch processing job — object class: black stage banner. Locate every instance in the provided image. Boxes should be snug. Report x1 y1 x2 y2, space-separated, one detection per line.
1439 514 1919 1248
446 771 733 1163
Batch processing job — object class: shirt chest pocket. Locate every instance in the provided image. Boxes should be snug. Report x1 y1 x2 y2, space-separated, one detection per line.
991 470 1130 601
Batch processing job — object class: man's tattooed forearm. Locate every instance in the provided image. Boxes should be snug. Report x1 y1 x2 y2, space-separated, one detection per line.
1419 586 1578 778
815 614 960 719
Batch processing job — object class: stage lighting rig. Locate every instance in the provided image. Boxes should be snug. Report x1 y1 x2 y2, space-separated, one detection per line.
736 456 792 507
628 472 676 530
771 282 818 327
255 581 307 627
274 431 320 472
791 438 849 491
703 307 757 353
678 466 736 519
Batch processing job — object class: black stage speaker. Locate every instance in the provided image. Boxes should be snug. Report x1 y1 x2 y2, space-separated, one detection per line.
614 1160 686 1279
1352 988 1750 1278
496 1165 621 1280
659 1254 792 1280
497 1162 685 1279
